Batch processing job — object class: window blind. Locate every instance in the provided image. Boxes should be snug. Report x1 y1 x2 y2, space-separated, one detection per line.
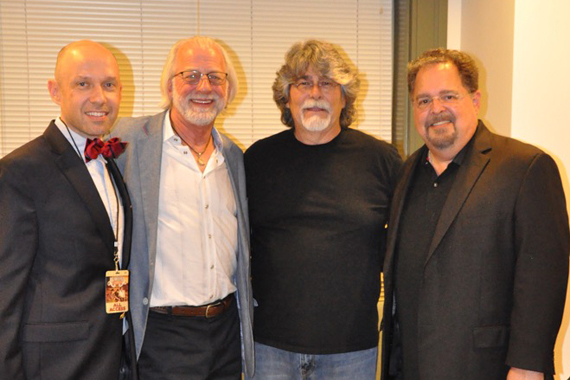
0 0 393 157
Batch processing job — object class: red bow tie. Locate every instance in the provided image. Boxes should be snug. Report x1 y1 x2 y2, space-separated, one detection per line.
84 137 128 163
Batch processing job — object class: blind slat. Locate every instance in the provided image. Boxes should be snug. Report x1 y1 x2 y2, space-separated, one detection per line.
0 0 393 157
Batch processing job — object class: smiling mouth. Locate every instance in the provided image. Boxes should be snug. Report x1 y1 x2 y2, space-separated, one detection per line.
86 111 107 117
191 99 214 105
430 120 451 127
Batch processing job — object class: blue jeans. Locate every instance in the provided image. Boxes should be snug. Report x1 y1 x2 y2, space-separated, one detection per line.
246 342 378 380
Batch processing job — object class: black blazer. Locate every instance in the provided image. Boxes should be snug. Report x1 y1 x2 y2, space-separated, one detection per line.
0 121 136 379
381 122 569 380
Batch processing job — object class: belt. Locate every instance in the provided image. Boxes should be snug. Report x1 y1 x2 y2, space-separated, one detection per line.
150 293 234 318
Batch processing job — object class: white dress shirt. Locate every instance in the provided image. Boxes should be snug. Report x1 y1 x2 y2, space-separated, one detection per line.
150 113 238 307
55 117 125 266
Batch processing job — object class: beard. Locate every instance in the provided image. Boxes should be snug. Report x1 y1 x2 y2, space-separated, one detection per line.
173 90 226 127
300 99 334 132
424 112 457 150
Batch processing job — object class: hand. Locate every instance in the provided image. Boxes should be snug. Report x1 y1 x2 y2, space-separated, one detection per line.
507 367 544 380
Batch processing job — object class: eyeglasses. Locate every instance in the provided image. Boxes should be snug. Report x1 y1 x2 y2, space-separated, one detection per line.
292 79 339 94
174 70 228 86
413 93 467 110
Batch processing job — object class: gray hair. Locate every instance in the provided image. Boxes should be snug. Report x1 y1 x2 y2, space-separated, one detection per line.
272 39 360 129
160 36 238 109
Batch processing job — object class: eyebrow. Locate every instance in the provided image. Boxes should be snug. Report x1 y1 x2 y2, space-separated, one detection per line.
415 90 459 98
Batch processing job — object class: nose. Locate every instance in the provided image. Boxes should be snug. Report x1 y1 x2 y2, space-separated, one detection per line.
195 75 213 92
309 83 323 98
89 85 106 104
430 96 445 113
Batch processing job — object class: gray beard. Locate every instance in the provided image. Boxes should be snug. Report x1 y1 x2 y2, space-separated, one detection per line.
173 93 225 127
301 114 332 132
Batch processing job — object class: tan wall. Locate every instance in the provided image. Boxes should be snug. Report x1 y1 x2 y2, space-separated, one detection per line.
450 0 570 377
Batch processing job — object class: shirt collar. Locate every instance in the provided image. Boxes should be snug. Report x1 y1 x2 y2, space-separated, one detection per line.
163 109 224 153
425 125 478 166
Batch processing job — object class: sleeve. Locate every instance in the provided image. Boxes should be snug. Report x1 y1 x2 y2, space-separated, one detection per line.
379 143 404 271
0 160 38 380
386 145 404 199
506 152 570 373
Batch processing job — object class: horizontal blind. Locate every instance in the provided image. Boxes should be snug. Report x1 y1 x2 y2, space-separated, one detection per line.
0 0 393 157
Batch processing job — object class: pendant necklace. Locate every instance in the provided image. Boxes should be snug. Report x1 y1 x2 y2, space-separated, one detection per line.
172 124 211 167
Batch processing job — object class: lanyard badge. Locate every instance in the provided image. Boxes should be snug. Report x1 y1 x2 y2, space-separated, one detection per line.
105 269 129 314
106 242 129 315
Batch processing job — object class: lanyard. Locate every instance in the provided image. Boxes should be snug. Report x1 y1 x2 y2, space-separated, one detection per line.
64 122 121 268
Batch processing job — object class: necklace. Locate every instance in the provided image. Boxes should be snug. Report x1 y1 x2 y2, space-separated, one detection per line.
171 125 212 167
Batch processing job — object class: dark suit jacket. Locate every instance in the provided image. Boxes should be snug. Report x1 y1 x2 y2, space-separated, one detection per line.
0 121 135 380
381 121 569 380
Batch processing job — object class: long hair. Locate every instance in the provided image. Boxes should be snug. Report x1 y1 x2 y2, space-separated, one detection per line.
272 39 360 129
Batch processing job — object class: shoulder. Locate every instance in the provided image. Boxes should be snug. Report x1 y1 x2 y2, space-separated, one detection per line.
219 133 244 158
0 136 54 195
483 130 552 172
491 133 543 157
245 129 292 159
111 112 166 140
1 135 51 172
342 129 403 164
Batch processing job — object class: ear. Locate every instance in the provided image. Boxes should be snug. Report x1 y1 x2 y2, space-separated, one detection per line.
47 79 61 106
471 90 482 113
167 78 174 102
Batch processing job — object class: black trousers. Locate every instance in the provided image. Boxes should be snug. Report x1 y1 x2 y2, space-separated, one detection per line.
138 300 241 380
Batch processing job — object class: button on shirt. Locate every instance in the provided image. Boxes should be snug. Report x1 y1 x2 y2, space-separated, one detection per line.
394 142 471 379
55 118 124 265
150 114 238 308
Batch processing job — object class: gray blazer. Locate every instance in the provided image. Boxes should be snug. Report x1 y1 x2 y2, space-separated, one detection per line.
111 111 254 376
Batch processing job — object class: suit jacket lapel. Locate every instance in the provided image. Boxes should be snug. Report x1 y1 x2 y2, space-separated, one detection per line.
44 121 115 252
136 112 165 259
425 122 492 265
220 135 241 217
385 148 424 277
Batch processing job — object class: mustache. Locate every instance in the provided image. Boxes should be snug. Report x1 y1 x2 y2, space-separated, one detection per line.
186 93 220 101
301 99 332 113
426 112 455 126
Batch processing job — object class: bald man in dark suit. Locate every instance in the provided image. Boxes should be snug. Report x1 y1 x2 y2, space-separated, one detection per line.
0 40 136 380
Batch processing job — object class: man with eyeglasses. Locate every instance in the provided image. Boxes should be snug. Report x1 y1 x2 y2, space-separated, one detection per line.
244 39 402 379
110 36 254 380
380 48 569 380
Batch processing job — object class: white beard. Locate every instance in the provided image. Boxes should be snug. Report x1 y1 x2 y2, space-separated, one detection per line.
173 90 226 127
300 99 333 132
301 113 332 132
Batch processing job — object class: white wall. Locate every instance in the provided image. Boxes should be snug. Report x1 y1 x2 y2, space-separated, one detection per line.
511 2 570 378
458 0 515 137
450 0 570 377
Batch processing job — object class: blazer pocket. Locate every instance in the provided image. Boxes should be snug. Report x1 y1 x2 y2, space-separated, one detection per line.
22 321 89 342
472 325 509 348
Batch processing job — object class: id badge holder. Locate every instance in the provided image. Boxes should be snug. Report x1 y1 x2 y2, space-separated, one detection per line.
105 269 129 315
